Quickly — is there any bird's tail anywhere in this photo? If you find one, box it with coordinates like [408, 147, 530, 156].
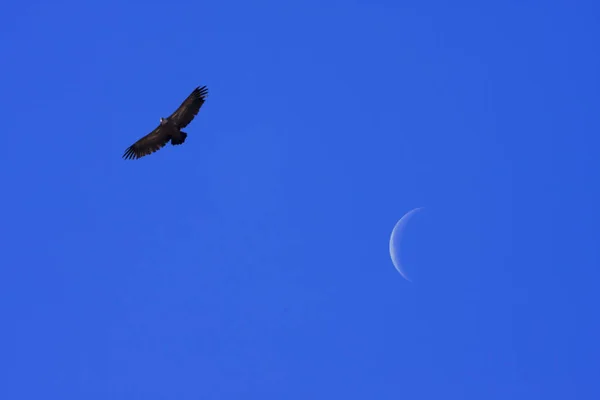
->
[171, 131, 188, 145]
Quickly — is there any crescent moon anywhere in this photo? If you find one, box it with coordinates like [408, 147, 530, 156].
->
[389, 207, 424, 282]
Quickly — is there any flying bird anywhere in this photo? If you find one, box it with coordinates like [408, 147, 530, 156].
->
[123, 85, 209, 160]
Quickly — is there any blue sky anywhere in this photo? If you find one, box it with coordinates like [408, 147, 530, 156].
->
[1, 0, 598, 398]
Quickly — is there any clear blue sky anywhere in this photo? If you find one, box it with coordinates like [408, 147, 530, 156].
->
[1, 0, 598, 398]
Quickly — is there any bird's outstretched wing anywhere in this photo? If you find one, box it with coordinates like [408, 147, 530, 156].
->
[122, 125, 172, 160]
[167, 85, 209, 129]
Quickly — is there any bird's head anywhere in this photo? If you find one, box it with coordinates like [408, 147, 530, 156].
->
[160, 117, 167, 125]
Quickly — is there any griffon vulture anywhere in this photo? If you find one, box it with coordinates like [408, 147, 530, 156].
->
[123, 85, 209, 160]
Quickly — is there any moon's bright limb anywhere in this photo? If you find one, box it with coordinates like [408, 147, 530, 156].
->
[389, 207, 424, 282]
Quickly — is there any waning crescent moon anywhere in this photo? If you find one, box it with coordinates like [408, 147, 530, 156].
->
[389, 207, 424, 282]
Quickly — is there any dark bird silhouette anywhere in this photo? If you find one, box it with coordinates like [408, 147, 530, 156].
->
[123, 85, 209, 160]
